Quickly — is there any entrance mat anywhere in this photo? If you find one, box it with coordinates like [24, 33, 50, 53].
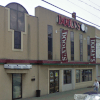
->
[84, 91, 100, 95]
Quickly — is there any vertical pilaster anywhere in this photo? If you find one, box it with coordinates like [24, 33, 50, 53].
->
[59, 69, 63, 92]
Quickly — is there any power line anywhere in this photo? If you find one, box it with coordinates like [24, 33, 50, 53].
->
[41, 0, 100, 27]
[88, 0, 100, 8]
[67, 0, 100, 19]
[78, 0, 100, 12]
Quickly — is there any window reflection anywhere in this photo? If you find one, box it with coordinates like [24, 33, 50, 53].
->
[48, 25, 53, 60]
[18, 12, 25, 32]
[10, 9, 17, 30]
[14, 31, 21, 49]
[13, 74, 22, 99]
[64, 70, 71, 84]
[6, 3, 28, 32]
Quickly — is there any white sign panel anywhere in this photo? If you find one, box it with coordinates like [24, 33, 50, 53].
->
[4, 64, 32, 69]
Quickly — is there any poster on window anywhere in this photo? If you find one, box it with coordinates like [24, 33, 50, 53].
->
[61, 30, 68, 62]
[90, 38, 96, 63]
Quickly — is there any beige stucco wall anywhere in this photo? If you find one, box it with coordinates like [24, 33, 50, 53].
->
[22, 65, 38, 98]
[0, 5, 97, 100]
[95, 28, 100, 37]
[35, 6, 95, 61]
[0, 64, 38, 100]
[39, 65, 48, 95]
[0, 64, 96, 100]
[0, 64, 12, 100]
[0, 6, 38, 60]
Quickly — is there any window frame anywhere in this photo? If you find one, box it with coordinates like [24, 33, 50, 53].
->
[76, 69, 92, 83]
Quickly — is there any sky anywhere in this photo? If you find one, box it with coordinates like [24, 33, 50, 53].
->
[1, 0, 100, 29]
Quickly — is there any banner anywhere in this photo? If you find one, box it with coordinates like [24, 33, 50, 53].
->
[90, 38, 96, 63]
[61, 30, 68, 62]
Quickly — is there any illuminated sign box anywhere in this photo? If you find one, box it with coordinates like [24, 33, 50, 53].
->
[4, 64, 32, 69]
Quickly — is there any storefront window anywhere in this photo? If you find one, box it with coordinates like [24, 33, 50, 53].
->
[82, 69, 92, 82]
[76, 69, 92, 83]
[76, 70, 80, 83]
[88, 69, 92, 81]
[64, 70, 71, 84]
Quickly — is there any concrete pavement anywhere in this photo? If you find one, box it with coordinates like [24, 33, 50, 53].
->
[16, 87, 100, 100]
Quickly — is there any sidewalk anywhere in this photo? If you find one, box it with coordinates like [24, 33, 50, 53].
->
[16, 87, 100, 100]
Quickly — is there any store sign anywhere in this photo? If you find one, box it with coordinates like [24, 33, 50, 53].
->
[61, 30, 68, 62]
[90, 38, 96, 63]
[57, 15, 87, 33]
[4, 64, 32, 69]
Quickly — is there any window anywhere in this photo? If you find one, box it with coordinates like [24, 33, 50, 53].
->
[6, 3, 28, 49]
[87, 36, 90, 61]
[14, 31, 21, 49]
[60, 28, 64, 60]
[76, 69, 92, 83]
[70, 32, 74, 60]
[12, 74, 22, 99]
[79, 34, 83, 61]
[82, 69, 92, 82]
[48, 25, 53, 60]
[88, 69, 92, 81]
[6, 3, 28, 32]
[76, 70, 80, 83]
[64, 70, 71, 84]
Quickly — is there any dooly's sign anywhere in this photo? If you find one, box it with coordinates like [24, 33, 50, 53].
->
[90, 38, 96, 63]
[61, 30, 68, 62]
[57, 15, 87, 33]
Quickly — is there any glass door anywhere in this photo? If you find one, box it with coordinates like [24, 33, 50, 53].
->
[54, 70, 59, 92]
[50, 70, 55, 93]
[49, 70, 59, 93]
[12, 74, 22, 100]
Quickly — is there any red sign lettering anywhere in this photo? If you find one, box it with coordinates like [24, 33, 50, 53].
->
[61, 30, 68, 62]
[57, 15, 80, 30]
[90, 38, 96, 63]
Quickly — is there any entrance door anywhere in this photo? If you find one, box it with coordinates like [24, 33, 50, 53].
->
[12, 74, 22, 100]
[49, 70, 59, 93]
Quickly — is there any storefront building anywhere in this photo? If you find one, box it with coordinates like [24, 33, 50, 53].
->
[95, 28, 100, 82]
[0, 2, 97, 100]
